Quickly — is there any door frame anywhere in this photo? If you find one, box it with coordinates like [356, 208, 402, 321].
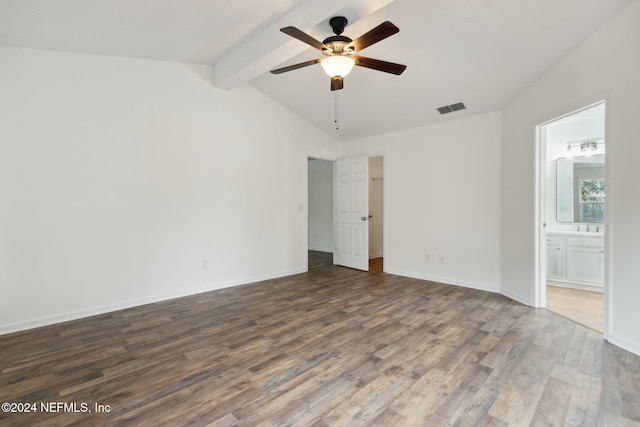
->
[362, 152, 387, 271]
[533, 94, 611, 339]
[304, 151, 386, 273]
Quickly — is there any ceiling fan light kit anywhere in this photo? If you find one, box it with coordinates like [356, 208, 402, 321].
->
[271, 16, 406, 91]
[320, 55, 356, 78]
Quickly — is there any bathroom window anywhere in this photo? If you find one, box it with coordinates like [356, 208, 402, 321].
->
[579, 178, 605, 223]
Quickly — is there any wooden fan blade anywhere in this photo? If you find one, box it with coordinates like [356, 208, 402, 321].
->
[345, 21, 399, 52]
[353, 56, 407, 75]
[271, 58, 321, 74]
[280, 26, 328, 51]
[331, 76, 344, 91]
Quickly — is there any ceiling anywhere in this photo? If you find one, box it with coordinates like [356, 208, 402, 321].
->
[0, 0, 631, 141]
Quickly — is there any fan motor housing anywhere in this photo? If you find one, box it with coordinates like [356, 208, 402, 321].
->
[322, 17, 356, 56]
[322, 35, 353, 56]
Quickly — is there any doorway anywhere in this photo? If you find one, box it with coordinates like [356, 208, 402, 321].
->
[307, 155, 383, 272]
[536, 102, 606, 333]
[368, 156, 384, 272]
[308, 158, 334, 254]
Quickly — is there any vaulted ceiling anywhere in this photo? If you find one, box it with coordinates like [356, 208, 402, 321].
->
[0, 0, 632, 140]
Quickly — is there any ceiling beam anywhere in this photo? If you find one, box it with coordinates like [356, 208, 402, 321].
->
[213, 0, 397, 90]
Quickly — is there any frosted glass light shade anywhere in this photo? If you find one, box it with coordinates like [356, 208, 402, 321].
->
[321, 56, 356, 77]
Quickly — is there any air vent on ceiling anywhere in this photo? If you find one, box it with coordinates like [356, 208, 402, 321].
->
[437, 102, 466, 115]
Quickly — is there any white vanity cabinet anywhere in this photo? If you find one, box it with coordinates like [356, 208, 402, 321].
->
[546, 232, 604, 291]
[546, 235, 563, 280]
[566, 236, 605, 284]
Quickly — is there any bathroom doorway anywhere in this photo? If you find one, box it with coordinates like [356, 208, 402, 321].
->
[537, 101, 606, 333]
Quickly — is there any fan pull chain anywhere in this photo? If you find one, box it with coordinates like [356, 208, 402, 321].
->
[334, 91, 339, 130]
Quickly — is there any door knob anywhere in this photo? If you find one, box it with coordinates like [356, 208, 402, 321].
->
[361, 217, 367, 221]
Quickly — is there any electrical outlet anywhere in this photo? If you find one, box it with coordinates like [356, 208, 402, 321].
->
[424, 253, 430, 262]
[439, 254, 445, 263]
[202, 259, 208, 270]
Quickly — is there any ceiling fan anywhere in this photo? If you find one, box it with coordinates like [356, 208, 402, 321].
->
[271, 16, 407, 91]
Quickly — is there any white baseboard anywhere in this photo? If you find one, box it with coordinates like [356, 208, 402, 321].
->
[384, 268, 500, 295]
[607, 334, 640, 357]
[0, 268, 306, 336]
[499, 287, 532, 306]
[547, 280, 604, 293]
[308, 246, 333, 253]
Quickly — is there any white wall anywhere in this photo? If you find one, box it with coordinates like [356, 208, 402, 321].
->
[368, 156, 383, 258]
[3, 2, 639, 358]
[307, 158, 333, 252]
[341, 112, 502, 292]
[500, 0, 640, 354]
[0, 46, 338, 333]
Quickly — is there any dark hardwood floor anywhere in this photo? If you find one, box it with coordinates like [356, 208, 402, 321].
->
[1, 251, 639, 426]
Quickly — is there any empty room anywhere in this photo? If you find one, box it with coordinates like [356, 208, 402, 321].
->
[1, 0, 640, 425]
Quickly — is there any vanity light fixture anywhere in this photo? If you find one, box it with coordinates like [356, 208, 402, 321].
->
[580, 141, 598, 152]
[566, 139, 603, 157]
[581, 141, 598, 158]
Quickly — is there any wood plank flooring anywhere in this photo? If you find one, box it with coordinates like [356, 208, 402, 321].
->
[1, 251, 639, 426]
[546, 286, 604, 333]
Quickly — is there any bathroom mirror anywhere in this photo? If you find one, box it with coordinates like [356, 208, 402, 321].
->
[556, 154, 605, 223]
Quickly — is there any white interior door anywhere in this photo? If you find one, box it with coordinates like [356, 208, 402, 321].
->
[334, 155, 369, 271]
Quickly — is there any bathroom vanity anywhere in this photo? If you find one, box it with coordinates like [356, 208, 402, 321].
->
[546, 231, 604, 292]
[546, 149, 605, 292]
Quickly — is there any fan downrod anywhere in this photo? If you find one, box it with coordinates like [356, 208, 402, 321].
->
[329, 16, 348, 35]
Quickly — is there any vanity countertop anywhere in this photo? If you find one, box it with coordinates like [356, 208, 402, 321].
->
[547, 230, 604, 237]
